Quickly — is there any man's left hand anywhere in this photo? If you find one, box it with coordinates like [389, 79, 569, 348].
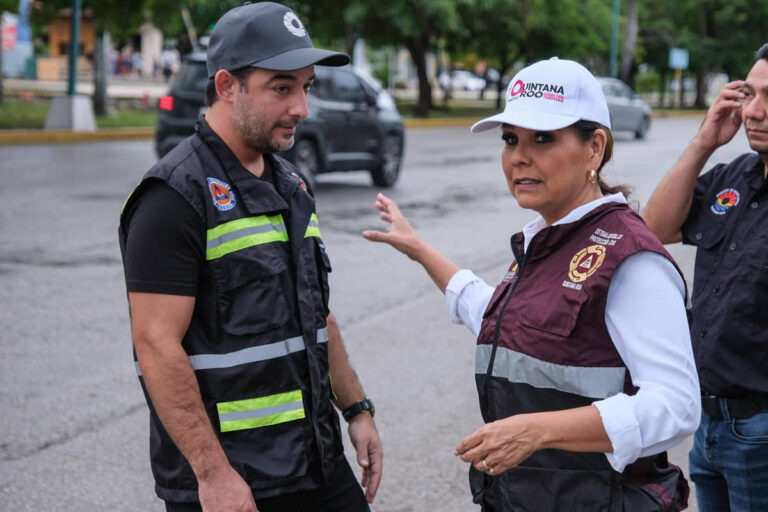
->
[348, 413, 383, 503]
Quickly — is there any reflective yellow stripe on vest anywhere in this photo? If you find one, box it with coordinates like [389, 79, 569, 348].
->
[304, 213, 322, 239]
[206, 214, 288, 260]
[217, 390, 305, 432]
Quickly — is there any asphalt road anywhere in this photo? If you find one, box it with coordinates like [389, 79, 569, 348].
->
[0, 117, 751, 511]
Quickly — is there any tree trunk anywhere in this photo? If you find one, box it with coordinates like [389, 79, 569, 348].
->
[658, 71, 667, 108]
[404, 36, 431, 117]
[92, 29, 109, 116]
[619, 0, 639, 83]
[0, 39, 4, 103]
[345, 24, 356, 61]
[695, 70, 707, 108]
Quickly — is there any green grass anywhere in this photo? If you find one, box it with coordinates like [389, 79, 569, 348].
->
[0, 98, 50, 129]
[96, 109, 157, 128]
[0, 97, 157, 130]
[396, 97, 500, 119]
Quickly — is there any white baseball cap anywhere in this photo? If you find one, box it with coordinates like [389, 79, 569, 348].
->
[471, 57, 611, 133]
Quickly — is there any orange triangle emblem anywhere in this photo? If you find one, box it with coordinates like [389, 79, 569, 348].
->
[579, 255, 594, 269]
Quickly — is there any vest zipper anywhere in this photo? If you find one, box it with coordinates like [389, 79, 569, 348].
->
[484, 237, 533, 421]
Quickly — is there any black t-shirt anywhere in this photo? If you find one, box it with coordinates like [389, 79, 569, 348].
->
[123, 161, 275, 297]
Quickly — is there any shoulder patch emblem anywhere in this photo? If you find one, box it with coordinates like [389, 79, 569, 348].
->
[502, 262, 519, 283]
[290, 171, 309, 193]
[568, 245, 606, 283]
[207, 177, 236, 211]
[711, 188, 740, 215]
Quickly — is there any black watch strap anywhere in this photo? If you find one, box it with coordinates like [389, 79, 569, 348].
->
[342, 398, 374, 422]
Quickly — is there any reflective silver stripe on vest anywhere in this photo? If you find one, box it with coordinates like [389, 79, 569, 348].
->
[475, 344, 626, 399]
[135, 327, 329, 376]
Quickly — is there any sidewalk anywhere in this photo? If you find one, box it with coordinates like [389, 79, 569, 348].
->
[6, 75, 171, 100]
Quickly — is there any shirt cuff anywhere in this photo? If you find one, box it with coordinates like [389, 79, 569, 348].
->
[593, 393, 643, 472]
[444, 269, 482, 324]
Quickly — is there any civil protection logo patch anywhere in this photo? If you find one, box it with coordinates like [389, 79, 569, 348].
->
[710, 188, 740, 215]
[207, 177, 236, 211]
[568, 245, 606, 283]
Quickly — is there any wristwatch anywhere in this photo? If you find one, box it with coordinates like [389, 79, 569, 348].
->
[342, 398, 375, 422]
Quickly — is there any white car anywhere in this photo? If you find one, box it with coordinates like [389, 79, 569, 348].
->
[438, 70, 487, 92]
[597, 77, 652, 139]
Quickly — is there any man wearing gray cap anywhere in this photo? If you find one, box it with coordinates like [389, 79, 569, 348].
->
[118, 3, 381, 511]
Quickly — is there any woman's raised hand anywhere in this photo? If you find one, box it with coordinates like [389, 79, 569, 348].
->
[362, 193, 425, 260]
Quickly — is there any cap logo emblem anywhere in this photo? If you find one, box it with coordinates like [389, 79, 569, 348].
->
[207, 177, 236, 211]
[568, 244, 606, 283]
[509, 79, 565, 103]
[283, 12, 307, 37]
[711, 188, 739, 215]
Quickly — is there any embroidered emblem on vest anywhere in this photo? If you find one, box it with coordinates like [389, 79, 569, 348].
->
[711, 188, 740, 215]
[207, 177, 236, 211]
[502, 262, 519, 282]
[568, 245, 606, 283]
[589, 227, 624, 246]
[290, 171, 309, 193]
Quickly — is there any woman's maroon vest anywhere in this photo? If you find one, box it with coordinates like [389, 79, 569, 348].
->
[471, 202, 689, 512]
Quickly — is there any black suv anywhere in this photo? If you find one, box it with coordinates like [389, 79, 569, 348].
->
[155, 52, 405, 187]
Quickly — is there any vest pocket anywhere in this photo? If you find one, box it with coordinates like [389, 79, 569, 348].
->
[216, 261, 290, 336]
[474, 465, 616, 511]
[519, 291, 589, 337]
[217, 388, 313, 483]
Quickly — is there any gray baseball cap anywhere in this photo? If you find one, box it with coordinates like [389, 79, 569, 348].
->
[206, 2, 350, 79]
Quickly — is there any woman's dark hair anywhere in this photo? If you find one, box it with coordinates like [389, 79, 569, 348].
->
[571, 120, 633, 199]
[205, 67, 254, 106]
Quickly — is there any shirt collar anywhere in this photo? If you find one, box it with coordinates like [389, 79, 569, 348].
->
[195, 116, 294, 214]
[522, 193, 627, 253]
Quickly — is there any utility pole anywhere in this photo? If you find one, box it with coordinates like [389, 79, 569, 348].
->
[609, 0, 620, 78]
[66, 0, 81, 95]
[44, 0, 96, 131]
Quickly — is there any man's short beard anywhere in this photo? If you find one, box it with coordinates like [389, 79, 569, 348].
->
[233, 99, 295, 154]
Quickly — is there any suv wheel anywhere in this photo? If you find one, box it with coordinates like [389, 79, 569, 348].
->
[370, 135, 402, 187]
[294, 138, 320, 188]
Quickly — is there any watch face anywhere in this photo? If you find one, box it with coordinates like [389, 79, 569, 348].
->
[366, 399, 375, 417]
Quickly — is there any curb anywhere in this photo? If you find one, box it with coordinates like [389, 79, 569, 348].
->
[0, 127, 154, 145]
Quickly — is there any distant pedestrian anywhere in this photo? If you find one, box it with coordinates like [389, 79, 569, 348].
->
[642, 42, 768, 512]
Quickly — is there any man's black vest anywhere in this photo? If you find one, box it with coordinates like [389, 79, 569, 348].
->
[119, 123, 343, 502]
[472, 203, 689, 512]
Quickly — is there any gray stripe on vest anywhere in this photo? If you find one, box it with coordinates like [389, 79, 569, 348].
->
[219, 400, 304, 423]
[135, 328, 329, 376]
[207, 222, 287, 250]
[475, 344, 626, 399]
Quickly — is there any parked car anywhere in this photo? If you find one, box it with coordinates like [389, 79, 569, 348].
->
[155, 53, 405, 187]
[596, 77, 652, 139]
[438, 69, 487, 92]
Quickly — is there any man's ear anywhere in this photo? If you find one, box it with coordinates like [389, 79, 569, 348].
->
[214, 70, 237, 103]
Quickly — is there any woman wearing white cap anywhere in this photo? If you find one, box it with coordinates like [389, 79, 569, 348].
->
[363, 57, 699, 511]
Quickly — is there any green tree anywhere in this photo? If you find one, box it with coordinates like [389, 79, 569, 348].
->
[346, 0, 461, 117]
[456, 0, 611, 110]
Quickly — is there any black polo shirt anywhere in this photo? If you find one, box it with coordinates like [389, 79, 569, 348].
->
[682, 152, 768, 397]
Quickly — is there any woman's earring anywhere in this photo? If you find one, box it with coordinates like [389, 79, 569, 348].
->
[588, 169, 597, 184]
